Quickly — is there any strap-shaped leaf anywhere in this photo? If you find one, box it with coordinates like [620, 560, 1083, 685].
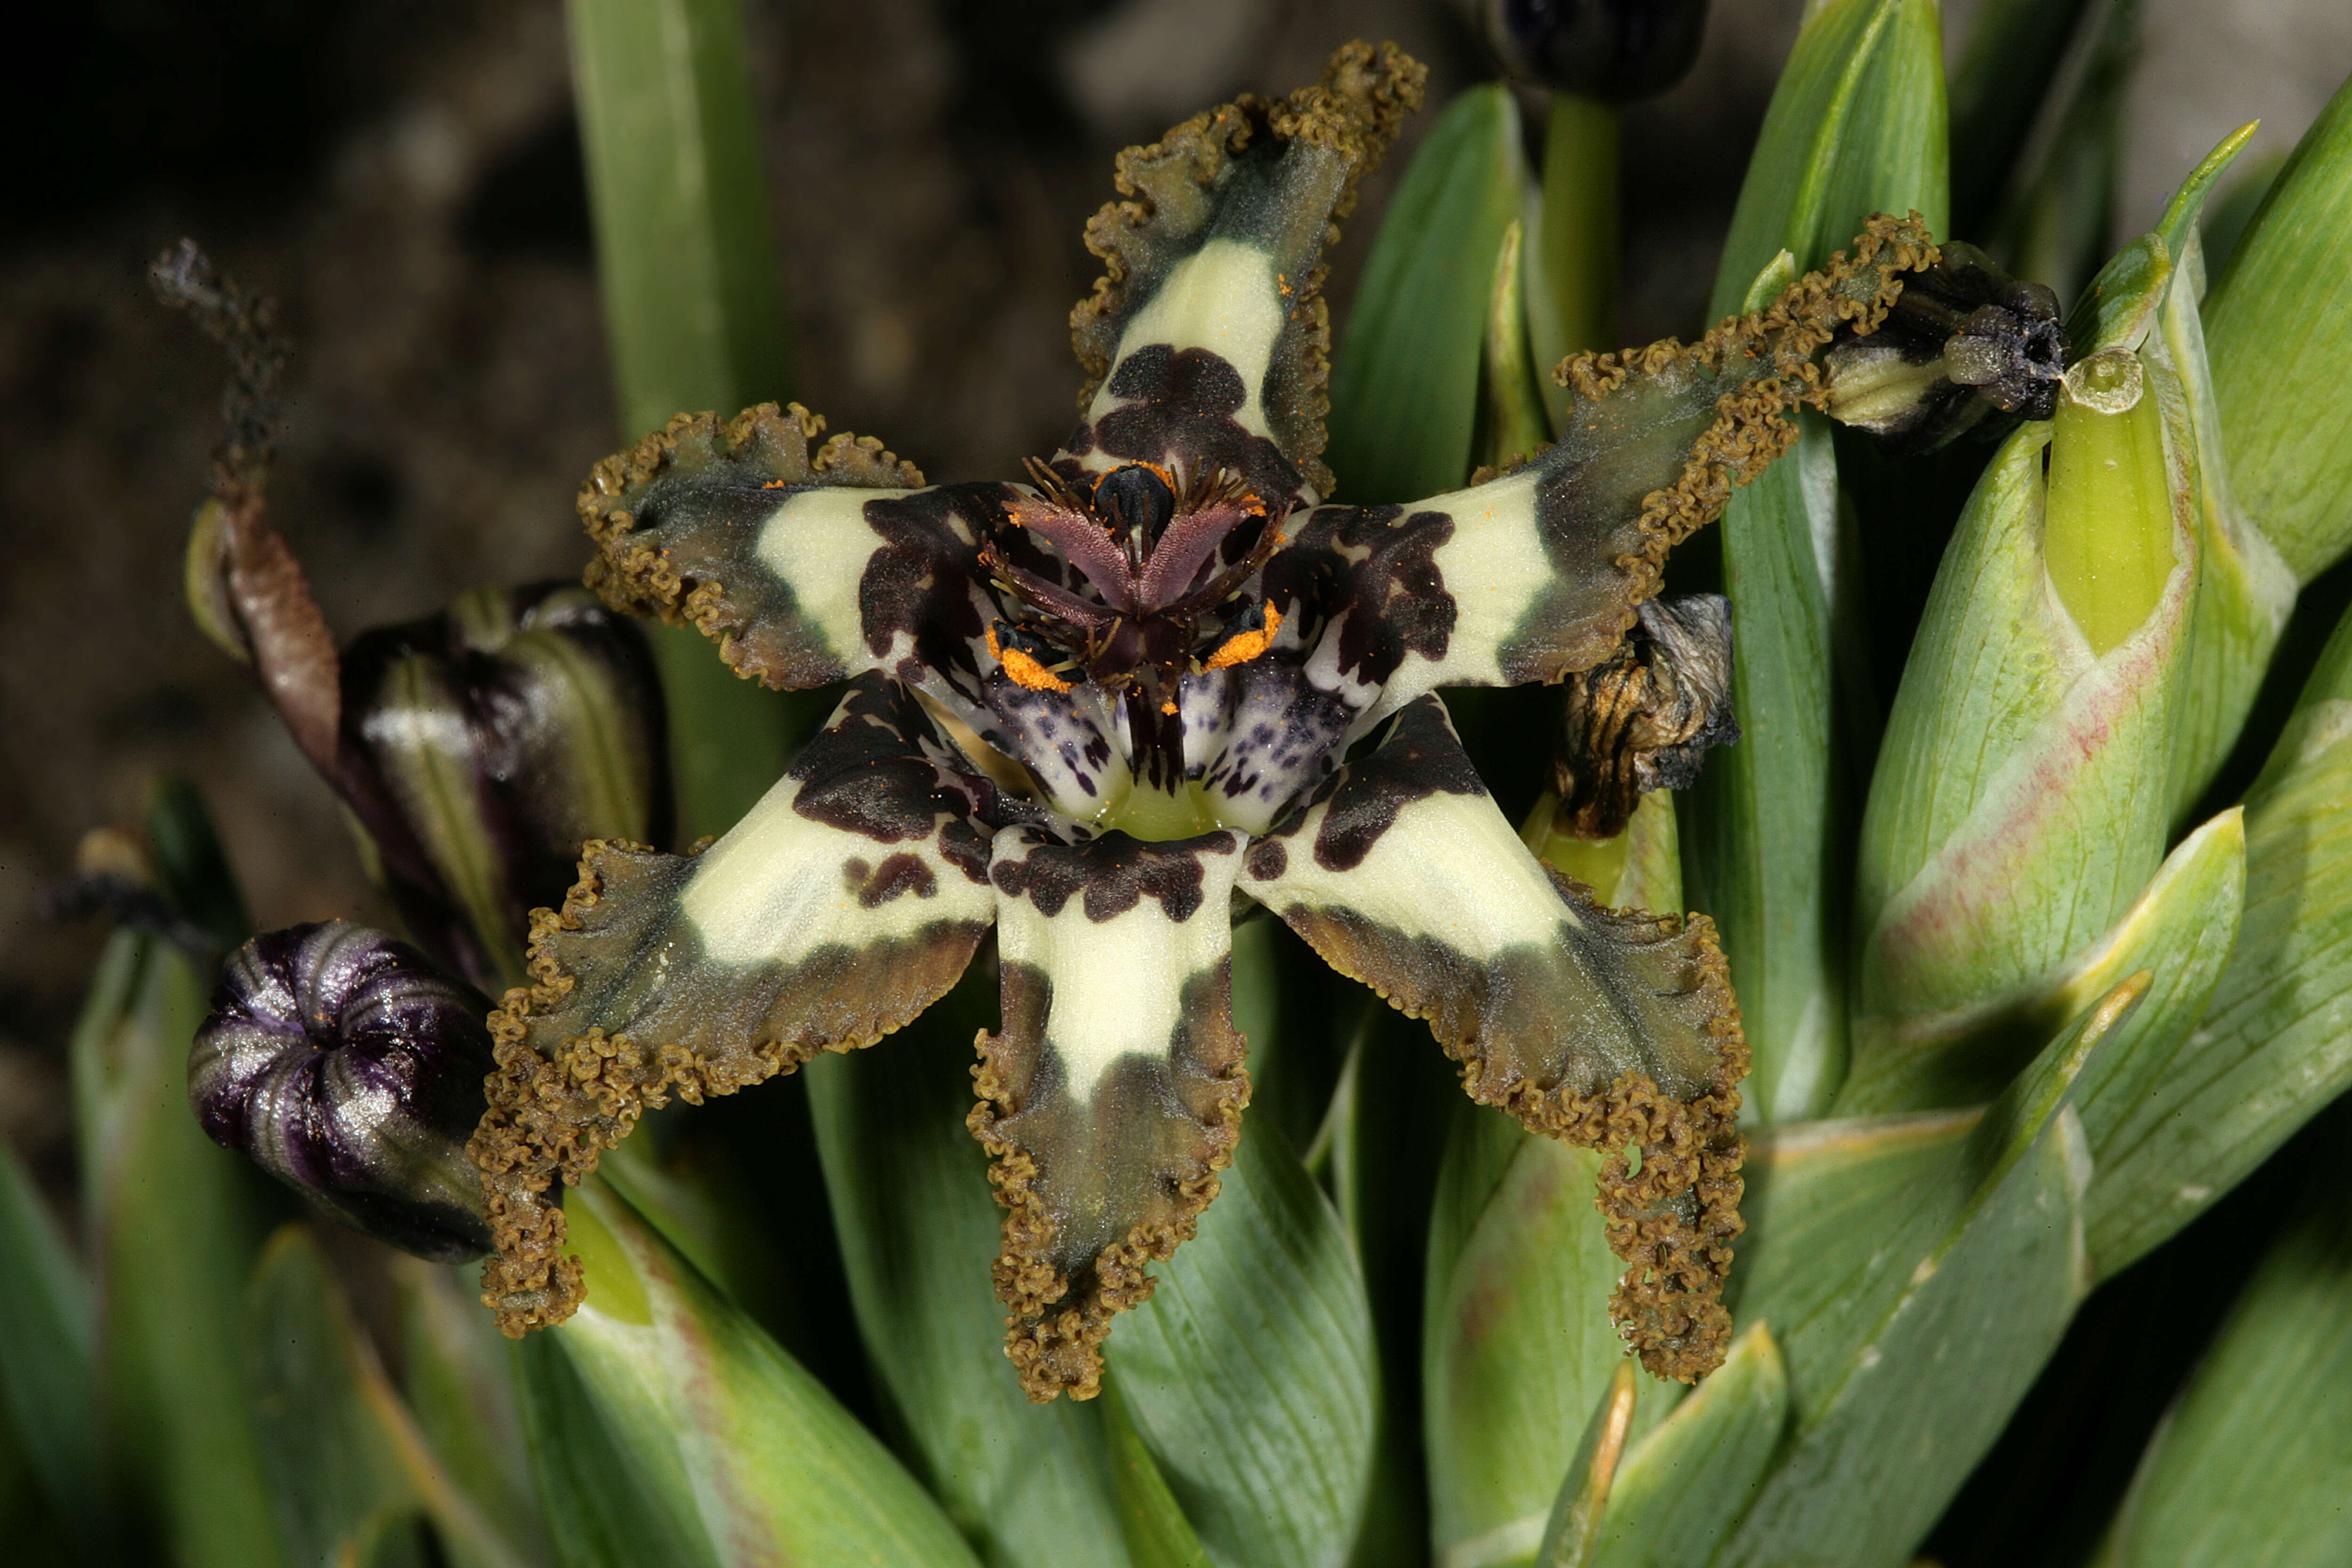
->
[1067, 41, 1426, 503]
[527, 1180, 984, 1567]
[972, 826, 1251, 1403]
[1239, 695, 1747, 1381]
[474, 676, 998, 1336]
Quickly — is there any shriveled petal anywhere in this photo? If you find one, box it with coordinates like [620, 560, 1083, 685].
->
[580, 400, 1013, 694]
[1275, 214, 1938, 723]
[472, 675, 999, 1335]
[970, 825, 1251, 1403]
[1062, 41, 1427, 504]
[1238, 695, 1748, 1381]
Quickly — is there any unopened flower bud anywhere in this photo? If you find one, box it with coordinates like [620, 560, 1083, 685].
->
[189, 921, 495, 1261]
[337, 583, 671, 991]
[1823, 241, 2066, 453]
[1548, 594, 1739, 841]
[1484, 0, 1710, 102]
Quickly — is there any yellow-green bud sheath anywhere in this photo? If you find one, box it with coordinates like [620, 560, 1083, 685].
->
[2044, 349, 2175, 657]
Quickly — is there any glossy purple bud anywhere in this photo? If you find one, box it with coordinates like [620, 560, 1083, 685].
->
[336, 583, 672, 992]
[1486, 0, 1710, 103]
[189, 921, 495, 1261]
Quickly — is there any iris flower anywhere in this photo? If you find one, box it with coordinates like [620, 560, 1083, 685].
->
[470, 41, 1938, 1402]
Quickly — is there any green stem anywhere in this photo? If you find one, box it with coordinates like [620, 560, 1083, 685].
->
[1533, 92, 1619, 430]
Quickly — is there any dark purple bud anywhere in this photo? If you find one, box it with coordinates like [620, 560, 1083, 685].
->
[189, 921, 495, 1262]
[336, 583, 672, 992]
[1823, 241, 2068, 454]
[1485, 0, 1710, 103]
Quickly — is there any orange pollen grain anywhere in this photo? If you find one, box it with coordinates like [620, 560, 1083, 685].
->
[1202, 603, 1283, 671]
[986, 626, 1072, 693]
[762, 479, 792, 489]
[1160, 699, 1179, 715]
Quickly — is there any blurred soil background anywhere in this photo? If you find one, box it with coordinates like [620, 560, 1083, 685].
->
[1, 0, 2347, 1200]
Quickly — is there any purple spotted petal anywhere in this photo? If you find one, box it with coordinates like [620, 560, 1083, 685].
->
[190, 921, 495, 1261]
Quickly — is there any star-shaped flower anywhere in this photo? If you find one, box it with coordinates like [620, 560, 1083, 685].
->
[469, 41, 1937, 1401]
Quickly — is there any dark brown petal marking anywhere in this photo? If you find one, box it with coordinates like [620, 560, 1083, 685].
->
[1087, 345, 1303, 507]
[1069, 41, 1426, 498]
[861, 484, 1010, 690]
[470, 678, 1000, 1337]
[1288, 696, 1485, 872]
[1549, 594, 1740, 841]
[1239, 695, 1748, 1381]
[988, 825, 1238, 923]
[1268, 504, 1458, 693]
[579, 402, 925, 690]
[972, 828, 1251, 1402]
[791, 674, 998, 883]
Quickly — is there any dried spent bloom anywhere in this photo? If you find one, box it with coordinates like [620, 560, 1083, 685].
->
[1484, 0, 1711, 103]
[338, 583, 673, 992]
[469, 40, 1943, 1399]
[1821, 240, 2066, 453]
[1547, 593, 1739, 841]
[191, 921, 496, 1262]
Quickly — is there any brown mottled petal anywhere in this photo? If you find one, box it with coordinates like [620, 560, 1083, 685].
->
[1289, 214, 1938, 717]
[471, 675, 997, 1336]
[970, 825, 1250, 1403]
[1064, 41, 1428, 502]
[579, 400, 1006, 693]
[1238, 694, 1749, 1381]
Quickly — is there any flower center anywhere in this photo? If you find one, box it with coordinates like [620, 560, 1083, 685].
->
[979, 460, 1288, 693]
[976, 460, 1292, 836]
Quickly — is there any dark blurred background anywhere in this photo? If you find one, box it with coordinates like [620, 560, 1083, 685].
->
[0, 0, 2344, 1285]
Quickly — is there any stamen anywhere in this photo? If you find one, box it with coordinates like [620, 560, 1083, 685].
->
[987, 625, 1075, 693]
[1202, 603, 1284, 670]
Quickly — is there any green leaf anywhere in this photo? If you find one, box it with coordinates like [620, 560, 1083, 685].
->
[514, 1330, 717, 1568]
[1707, 0, 1947, 324]
[247, 1226, 416, 1567]
[2092, 1167, 2352, 1567]
[2086, 599, 2352, 1270]
[1709, 996, 2118, 1565]
[1534, 1359, 1637, 1568]
[394, 1259, 555, 1568]
[1945, 0, 2095, 233]
[802, 970, 1128, 1568]
[1845, 422, 2183, 1108]
[73, 927, 284, 1568]
[249, 1228, 544, 1568]
[1682, 0, 1946, 1123]
[0, 1139, 99, 1541]
[1109, 1100, 1379, 1568]
[1478, 218, 1551, 474]
[1327, 82, 1526, 505]
[1422, 1116, 1674, 1568]
[567, 0, 790, 441]
[1995, 0, 2138, 312]
[565, 0, 807, 844]
[1528, 91, 1619, 431]
[534, 1178, 984, 1568]
[1587, 1324, 1789, 1568]
[1099, 1380, 1212, 1568]
[2206, 71, 2352, 583]
[2068, 126, 2252, 360]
